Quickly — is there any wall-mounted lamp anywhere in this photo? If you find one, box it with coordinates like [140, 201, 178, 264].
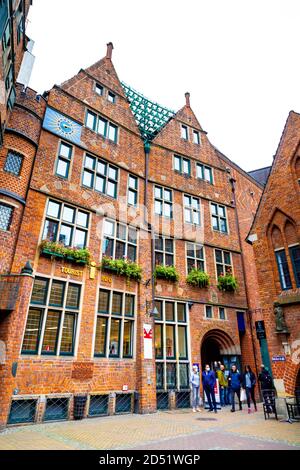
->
[150, 306, 159, 318]
[188, 302, 194, 310]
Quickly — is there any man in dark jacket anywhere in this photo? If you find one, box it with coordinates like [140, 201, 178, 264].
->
[228, 364, 242, 412]
[258, 364, 274, 413]
[202, 364, 217, 413]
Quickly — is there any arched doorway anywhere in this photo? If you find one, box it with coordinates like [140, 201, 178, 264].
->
[201, 329, 242, 372]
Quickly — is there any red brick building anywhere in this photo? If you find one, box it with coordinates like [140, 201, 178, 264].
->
[0, 39, 264, 427]
[248, 111, 300, 396]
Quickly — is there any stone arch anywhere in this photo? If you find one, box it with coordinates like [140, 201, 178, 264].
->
[201, 328, 241, 363]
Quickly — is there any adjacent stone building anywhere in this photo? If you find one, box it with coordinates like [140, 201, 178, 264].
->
[248, 111, 300, 396]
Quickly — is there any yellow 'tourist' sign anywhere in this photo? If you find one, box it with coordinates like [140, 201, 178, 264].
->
[61, 266, 83, 277]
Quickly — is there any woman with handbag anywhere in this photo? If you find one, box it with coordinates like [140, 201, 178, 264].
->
[242, 365, 257, 414]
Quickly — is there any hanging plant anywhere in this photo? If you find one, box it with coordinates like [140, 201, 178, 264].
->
[40, 240, 91, 265]
[217, 273, 238, 292]
[186, 269, 210, 288]
[101, 257, 142, 282]
[154, 265, 179, 282]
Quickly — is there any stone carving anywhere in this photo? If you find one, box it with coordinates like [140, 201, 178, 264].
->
[274, 303, 289, 333]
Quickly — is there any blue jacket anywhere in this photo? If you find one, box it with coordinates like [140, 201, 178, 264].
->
[228, 371, 242, 390]
[202, 370, 216, 389]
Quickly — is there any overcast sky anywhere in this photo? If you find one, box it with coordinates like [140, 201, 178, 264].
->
[26, 0, 300, 172]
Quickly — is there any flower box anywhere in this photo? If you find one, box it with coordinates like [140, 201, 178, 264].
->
[40, 241, 90, 266]
[186, 269, 210, 288]
[100, 257, 142, 282]
[217, 274, 238, 292]
[154, 265, 179, 283]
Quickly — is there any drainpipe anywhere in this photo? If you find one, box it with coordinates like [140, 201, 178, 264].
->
[144, 141, 156, 313]
[229, 177, 260, 389]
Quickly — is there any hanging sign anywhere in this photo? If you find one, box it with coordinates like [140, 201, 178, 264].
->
[143, 324, 153, 360]
[255, 320, 266, 339]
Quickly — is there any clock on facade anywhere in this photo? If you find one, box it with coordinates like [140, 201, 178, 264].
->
[43, 107, 82, 145]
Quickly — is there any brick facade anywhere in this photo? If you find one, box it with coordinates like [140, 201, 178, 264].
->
[0, 43, 263, 427]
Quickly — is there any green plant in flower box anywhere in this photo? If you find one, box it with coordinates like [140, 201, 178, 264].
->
[186, 269, 210, 288]
[154, 265, 179, 282]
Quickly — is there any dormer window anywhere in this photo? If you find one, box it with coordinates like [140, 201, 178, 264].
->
[181, 125, 188, 141]
[193, 130, 200, 145]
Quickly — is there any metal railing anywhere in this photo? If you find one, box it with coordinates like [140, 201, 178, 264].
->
[115, 393, 133, 414]
[8, 399, 37, 425]
[89, 395, 109, 417]
[44, 397, 69, 422]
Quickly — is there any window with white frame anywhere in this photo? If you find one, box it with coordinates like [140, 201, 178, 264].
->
[22, 277, 81, 356]
[102, 219, 138, 262]
[205, 305, 213, 319]
[181, 125, 188, 140]
[55, 142, 73, 179]
[154, 186, 173, 218]
[94, 289, 135, 358]
[155, 237, 174, 266]
[184, 194, 201, 225]
[154, 300, 189, 390]
[82, 154, 118, 198]
[186, 242, 205, 272]
[127, 175, 138, 206]
[219, 307, 226, 320]
[196, 163, 213, 184]
[174, 155, 191, 176]
[0, 203, 13, 231]
[85, 110, 118, 143]
[215, 249, 232, 277]
[42, 200, 89, 249]
[211, 203, 228, 233]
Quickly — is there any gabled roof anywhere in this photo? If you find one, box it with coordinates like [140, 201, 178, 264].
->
[121, 82, 175, 142]
[248, 166, 271, 186]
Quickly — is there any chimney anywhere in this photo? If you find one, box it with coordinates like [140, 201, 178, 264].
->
[106, 42, 114, 60]
[185, 92, 190, 107]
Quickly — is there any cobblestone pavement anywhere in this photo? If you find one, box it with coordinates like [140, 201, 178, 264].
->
[0, 405, 299, 450]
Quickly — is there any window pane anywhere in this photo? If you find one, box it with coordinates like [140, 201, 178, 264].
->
[217, 264, 224, 277]
[41, 311, 60, 354]
[154, 300, 163, 320]
[123, 320, 133, 357]
[111, 292, 122, 315]
[49, 281, 64, 307]
[107, 181, 117, 198]
[219, 308, 225, 320]
[164, 189, 172, 202]
[128, 189, 137, 206]
[193, 131, 200, 144]
[155, 324, 163, 358]
[206, 306, 212, 318]
[165, 254, 174, 266]
[77, 211, 89, 228]
[98, 117, 107, 136]
[128, 227, 137, 244]
[155, 237, 163, 251]
[156, 363, 164, 389]
[95, 84, 103, 95]
[60, 143, 72, 159]
[94, 317, 107, 356]
[108, 166, 118, 180]
[204, 167, 212, 182]
[59, 225, 72, 246]
[97, 160, 106, 175]
[211, 204, 217, 215]
[212, 216, 219, 230]
[47, 200, 60, 218]
[224, 252, 231, 265]
[155, 186, 162, 199]
[74, 229, 86, 249]
[184, 195, 191, 207]
[22, 309, 42, 353]
[94, 175, 105, 193]
[192, 198, 199, 210]
[115, 241, 126, 259]
[184, 208, 192, 223]
[187, 243, 195, 258]
[66, 284, 81, 309]
[181, 125, 188, 139]
[179, 363, 189, 389]
[86, 111, 96, 130]
[164, 203, 172, 218]
[177, 303, 186, 322]
[166, 363, 176, 388]
[42, 220, 58, 242]
[155, 252, 163, 265]
[62, 206, 75, 223]
[56, 159, 69, 178]
[98, 290, 110, 313]
[178, 326, 187, 359]
[197, 164, 203, 179]
[31, 278, 48, 304]
[4, 151, 22, 175]
[183, 159, 190, 174]
[104, 220, 115, 236]
[155, 200, 162, 215]
[108, 92, 116, 103]
[165, 302, 175, 321]
[102, 237, 114, 257]
[174, 156, 181, 171]
[109, 319, 120, 356]
[215, 250, 223, 263]
[117, 223, 126, 240]
[219, 206, 226, 217]
[108, 123, 117, 141]
[60, 313, 76, 354]
[187, 258, 195, 272]
[276, 250, 292, 290]
[220, 218, 227, 233]
[129, 175, 137, 189]
[196, 245, 203, 259]
[193, 211, 200, 225]
[165, 239, 174, 253]
[125, 294, 134, 317]
[82, 170, 94, 188]
[166, 325, 175, 358]
[127, 244, 136, 262]
[85, 155, 95, 170]
[197, 260, 205, 271]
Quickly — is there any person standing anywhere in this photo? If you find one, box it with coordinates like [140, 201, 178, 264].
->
[228, 364, 242, 412]
[242, 365, 257, 413]
[217, 364, 228, 407]
[258, 364, 274, 413]
[190, 365, 201, 412]
[202, 364, 217, 413]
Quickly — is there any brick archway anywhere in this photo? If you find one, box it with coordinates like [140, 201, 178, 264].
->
[201, 329, 241, 356]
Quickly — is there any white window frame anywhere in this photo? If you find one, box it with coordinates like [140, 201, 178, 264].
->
[185, 242, 205, 274]
[210, 202, 228, 233]
[214, 249, 233, 280]
[101, 219, 139, 262]
[183, 194, 201, 225]
[154, 185, 173, 219]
